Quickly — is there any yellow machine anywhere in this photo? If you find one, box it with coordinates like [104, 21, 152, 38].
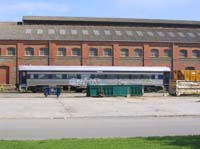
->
[169, 70, 200, 96]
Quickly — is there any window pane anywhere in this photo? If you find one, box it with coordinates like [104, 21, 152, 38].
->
[104, 48, 112, 56]
[40, 48, 49, 56]
[179, 50, 187, 58]
[134, 49, 143, 57]
[89, 48, 98, 56]
[7, 48, 16, 56]
[120, 48, 128, 57]
[25, 47, 34, 56]
[57, 48, 66, 56]
[151, 49, 159, 57]
[72, 48, 81, 56]
[192, 50, 200, 58]
[164, 49, 171, 57]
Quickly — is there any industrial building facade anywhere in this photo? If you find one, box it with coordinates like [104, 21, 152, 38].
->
[0, 16, 200, 86]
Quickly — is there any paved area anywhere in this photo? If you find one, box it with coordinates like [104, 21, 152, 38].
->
[0, 93, 200, 119]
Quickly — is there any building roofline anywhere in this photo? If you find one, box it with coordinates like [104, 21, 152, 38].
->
[23, 16, 200, 28]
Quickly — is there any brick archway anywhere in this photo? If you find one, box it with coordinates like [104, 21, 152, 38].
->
[0, 66, 9, 84]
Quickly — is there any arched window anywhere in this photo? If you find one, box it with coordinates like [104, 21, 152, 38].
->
[89, 48, 98, 56]
[57, 48, 66, 56]
[39, 48, 49, 56]
[25, 47, 34, 56]
[151, 49, 159, 57]
[72, 48, 81, 56]
[164, 49, 171, 57]
[7, 47, 16, 56]
[179, 50, 187, 58]
[134, 48, 143, 57]
[192, 50, 200, 58]
[120, 48, 128, 57]
[103, 48, 112, 56]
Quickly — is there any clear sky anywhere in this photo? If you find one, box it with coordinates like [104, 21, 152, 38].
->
[0, 0, 200, 21]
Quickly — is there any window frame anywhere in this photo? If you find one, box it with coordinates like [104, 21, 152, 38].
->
[151, 49, 159, 58]
[192, 50, 200, 58]
[103, 48, 112, 57]
[89, 48, 98, 57]
[120, 48, 129, 57]
[25, 47, 34, 56]
[164, 49, 172, 57]
[134, 48, 143, 57]
[39, 48, 49, 56]
[179, 49, 188, 58]
[7, 47, 16, 56]
[71, 48, 81, 56]
[57, 48, 66, 56]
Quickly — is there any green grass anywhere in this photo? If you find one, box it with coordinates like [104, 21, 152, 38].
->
[0, 136, 199, 149]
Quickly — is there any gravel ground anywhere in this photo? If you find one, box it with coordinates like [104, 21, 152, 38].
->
[0, 93, 199, 119]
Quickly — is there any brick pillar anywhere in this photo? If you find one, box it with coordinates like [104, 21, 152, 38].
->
[172, 44, 179, 70]
[16, 42, 24, 85]
[187, 49, 193, 58]
[81, 43, 88, 66]
[112, 44, 120, 66]
[98, 47, 103, 57]
[49, 41, 57, 65]
[143, 44, 150, 66]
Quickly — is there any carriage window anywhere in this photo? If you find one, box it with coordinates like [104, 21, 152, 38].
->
[25, 47, 34, 56]
[7, 47, 16, 56]
[38, 74, 48, 79]
[62, 74, 67, 79]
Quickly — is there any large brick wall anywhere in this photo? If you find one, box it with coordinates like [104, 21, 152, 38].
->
[0, 40, 200, 85]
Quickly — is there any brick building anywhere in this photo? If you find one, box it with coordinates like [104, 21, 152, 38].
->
[0, 16, 200, 86]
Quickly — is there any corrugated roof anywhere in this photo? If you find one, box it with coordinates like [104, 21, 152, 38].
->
[0, 24, 200, 43]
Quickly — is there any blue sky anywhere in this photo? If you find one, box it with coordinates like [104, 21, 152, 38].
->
[0, 0, 200, 21]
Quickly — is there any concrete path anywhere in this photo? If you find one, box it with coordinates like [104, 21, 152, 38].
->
[0, 93, 200, 119]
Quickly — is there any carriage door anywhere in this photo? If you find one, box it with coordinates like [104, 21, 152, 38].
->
[0, 66, 9, 84]
[20, 71, 27, 85]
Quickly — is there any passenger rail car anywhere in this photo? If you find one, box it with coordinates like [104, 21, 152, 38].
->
[18, 65, 170, 92]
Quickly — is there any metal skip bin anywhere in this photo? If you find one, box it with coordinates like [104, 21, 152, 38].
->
[87, 85, 144, 97]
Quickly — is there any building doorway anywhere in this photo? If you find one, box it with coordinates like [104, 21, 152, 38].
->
[0, 66, 9, 84]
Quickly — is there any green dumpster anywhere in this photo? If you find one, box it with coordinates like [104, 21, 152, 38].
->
[87, 85, 143, 97]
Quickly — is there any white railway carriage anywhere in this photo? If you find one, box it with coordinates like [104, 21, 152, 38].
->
[18, 65, 170, 92]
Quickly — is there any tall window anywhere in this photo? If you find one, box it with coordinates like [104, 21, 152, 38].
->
[7, 47, 16, 56]
[39, 48, 49, 56]
[57, 48, 66, 56]
[151, 49, 159, 57]
[179, 50, 187, 58]
[134, 48, 143, 57]
[25, 47, 34, 56]
[192, 50, 200, 58]
[103, 48, 112, 56]
[89, 48, 98, 56]
[120, 48, 128, 57]
[72, 48, 81, 56]
[164, 49, 171, 57]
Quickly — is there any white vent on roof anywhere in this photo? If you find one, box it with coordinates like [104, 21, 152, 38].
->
[104, 30, 111, 35]
[59, 29, 66, 35]
[25, 29, 31, 34]
[115, 31, 122, 36]
[147, 31, 154, 36]
[178, 32, 185, 37]
[71, 29, 77, 35]
[126, 31, 133, 36]
[157, 31, 165, 37]
[93, 30, 100, 35]
[136, 31, 143, 36]
[48, 29, 55, 34]
[82, 30, 89, 35]
[37, 29, 43, 34]
[167, 32, 175, 37]
[187, 32, 195, 38]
